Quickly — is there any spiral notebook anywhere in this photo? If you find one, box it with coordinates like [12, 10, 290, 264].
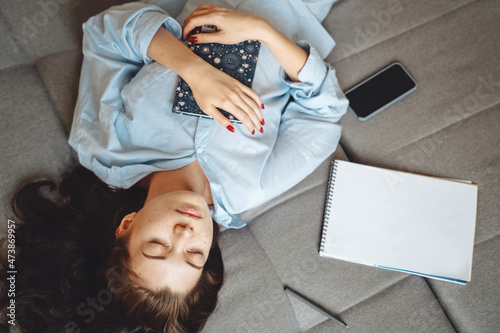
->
[319, 160, 478, 284]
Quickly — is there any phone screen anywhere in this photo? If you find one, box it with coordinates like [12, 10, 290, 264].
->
[345, 63, 417, 121]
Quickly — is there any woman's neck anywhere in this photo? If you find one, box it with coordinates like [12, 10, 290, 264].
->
[142, 160, 213, 206]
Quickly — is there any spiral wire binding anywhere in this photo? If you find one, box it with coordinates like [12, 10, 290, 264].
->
[319, 160, 339, 255]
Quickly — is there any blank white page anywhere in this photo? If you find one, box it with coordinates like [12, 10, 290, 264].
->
[320, 160, 478, 284]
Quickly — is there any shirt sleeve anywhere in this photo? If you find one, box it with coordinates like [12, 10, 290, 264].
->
[260, 41, 349, 198]
[68, 2, 182, 187]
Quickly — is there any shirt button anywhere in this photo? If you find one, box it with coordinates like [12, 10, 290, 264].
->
[197, 147, 204, 154]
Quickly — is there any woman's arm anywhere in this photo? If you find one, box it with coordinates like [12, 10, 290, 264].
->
[73, 2, 263, 137]
[184, 6, 349, 203]
[182, 5, 308, 82]
[74, 3, 180, 113]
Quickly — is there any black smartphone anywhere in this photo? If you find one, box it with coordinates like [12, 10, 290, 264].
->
[345, 62, 417, 121]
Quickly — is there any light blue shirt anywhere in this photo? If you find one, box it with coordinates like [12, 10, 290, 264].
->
[68, 0, 349, 228]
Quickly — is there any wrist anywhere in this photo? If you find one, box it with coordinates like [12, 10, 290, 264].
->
[256, 18, 278, 45]
[252, 20, 308, 82]
[181, 56, 211, 86]
[148, 27, 205, 79]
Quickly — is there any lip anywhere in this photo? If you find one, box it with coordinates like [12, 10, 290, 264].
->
[176, 207, 202, 219]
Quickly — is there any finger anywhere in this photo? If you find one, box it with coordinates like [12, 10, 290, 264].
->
[238, 93, 263, 130]
[188, 32, 227, 44]
[183, 6, 234, 39]
[228, 105, 256, 134]
[183, 18, 215, 40]
[182, 15, 211, 39]
[204, 105, 236, 133]
[183, 4, 217, 23]
[183, 20, 219, 40]
[241, 85, 265, 122]
[221, 96, 260, 134]
[182, 7, 220, 39]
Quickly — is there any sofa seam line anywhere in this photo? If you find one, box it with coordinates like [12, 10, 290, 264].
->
[32, 62, 71, 138]
[379, 105, 499, 161]
[424, 279, 460, 333]
[334, 275, 409, 316]
[330, 0, 478, 64]
[246, 226, 303, 332]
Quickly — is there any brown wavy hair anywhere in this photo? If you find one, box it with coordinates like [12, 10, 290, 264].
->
[0, 166, 224, 333]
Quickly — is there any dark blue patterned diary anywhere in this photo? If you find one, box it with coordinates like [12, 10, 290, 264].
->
[172, 26, 261, 123]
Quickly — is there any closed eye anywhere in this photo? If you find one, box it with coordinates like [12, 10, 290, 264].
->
[143, 253, 166, 260]
[141, 252, 203, 270]
[150, 239, 168, 247]
[187, 250, 204, 256]
[142, 241, 204, 270]
[187, 250, 205, 270]
[187, 261, 203, 270]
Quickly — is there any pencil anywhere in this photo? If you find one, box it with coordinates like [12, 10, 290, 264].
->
[284, 286, 349, 329]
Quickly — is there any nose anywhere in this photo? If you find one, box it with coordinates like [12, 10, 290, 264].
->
[171, 223, 194, 253]
[174, 222, 194, 236]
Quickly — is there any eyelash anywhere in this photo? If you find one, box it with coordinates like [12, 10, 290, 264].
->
[150, 241, 202, 255]
[150, 240, 168, 247]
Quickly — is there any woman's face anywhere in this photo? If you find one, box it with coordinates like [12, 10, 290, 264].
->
[117, 191, 214, 294]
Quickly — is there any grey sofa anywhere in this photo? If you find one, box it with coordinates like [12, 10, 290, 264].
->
[1, 0, 499, 332]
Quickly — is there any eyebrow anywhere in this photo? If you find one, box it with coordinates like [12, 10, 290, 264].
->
[142, 252, 203, 270]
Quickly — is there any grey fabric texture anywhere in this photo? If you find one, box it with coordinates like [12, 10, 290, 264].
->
[324, 0, 475, 63]
[331, 0, 500, 163]
[1, 0, 127, 61]
[428, 236, 500, 333]
[286, 291, 330, 332]
[35, 50, 83, 133]
[0, 13, 34, 70]
[0, 0, 499, 332]
[0, 65, 74, 216]
[305, 276, 456, 333]
[203, 227, 299, 333]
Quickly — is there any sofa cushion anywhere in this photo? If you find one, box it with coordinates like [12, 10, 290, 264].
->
[0, 64, 75, 232]
[0, 12, 34, 70]
[203, 227, 300, 333]
[1, 1, 498, 332]
[305, 276, 455, 333]
[327, 0, 500, 163]
[35, 50, 83, 133]
[428, 235, 500, 333]
[1, 0, 130, 61]
[324, 0, 475, 63]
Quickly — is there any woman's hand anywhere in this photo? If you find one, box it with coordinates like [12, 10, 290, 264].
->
[182, 5, 309, 82]
[182, 5, 266, 44]
[183, 58, 264, 134]
[148, 27, 263, 134]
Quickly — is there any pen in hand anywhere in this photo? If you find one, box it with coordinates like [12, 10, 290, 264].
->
[284, 286, 349, 329]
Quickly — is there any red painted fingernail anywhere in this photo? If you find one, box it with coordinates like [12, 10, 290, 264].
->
[227, 125, 235, 133]
[259, 127, 264, 133]
[252, 129, 255, 135]
[188, 36, 198, 43]
[260, 119, 265, 126]
[261, 103, 265, 109]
